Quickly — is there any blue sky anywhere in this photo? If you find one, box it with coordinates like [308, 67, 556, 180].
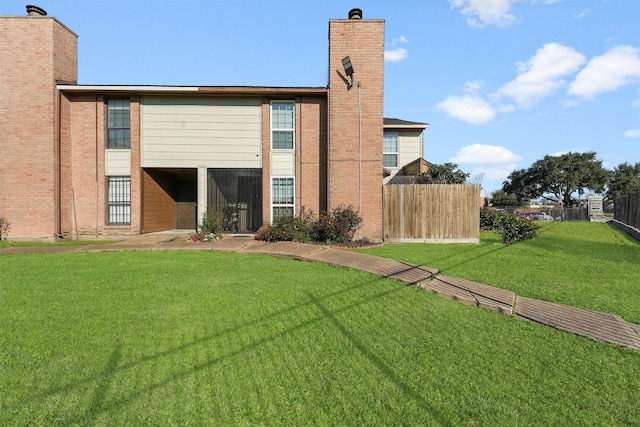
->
[3, 0, 639, 195]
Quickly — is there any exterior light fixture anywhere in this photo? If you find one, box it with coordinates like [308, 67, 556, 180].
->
[341, 56, 355, 90]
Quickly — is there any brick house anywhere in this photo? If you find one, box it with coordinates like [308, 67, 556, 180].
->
[1, 6, 427, 241]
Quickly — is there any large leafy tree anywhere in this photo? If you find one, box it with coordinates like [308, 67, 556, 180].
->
[606, 162, 640, 201]
[502, 152, 609, 206]
[489, 189, 520, 207]
[416, 162, 470, 184]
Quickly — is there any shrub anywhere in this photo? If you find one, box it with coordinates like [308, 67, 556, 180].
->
[480, 209, 500, 231]
[314, 205, 362, 244]
[254, 225, 273, 242]
[200, 210, 223, 235]
[254, 205, 362, 245]
[0, 216, 9, 241]
[480, 209, 537, 245]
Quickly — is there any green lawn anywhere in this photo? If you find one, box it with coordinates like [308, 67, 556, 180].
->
[1, 249, 638, 425]
[0, 239, 118, 249]
[361, 222, 640, 324]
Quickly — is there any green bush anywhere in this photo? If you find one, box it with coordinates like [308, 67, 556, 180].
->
[313, 205, 362, 244]
[255, 205, 362, 245]
[480, 209, 498, 230]
[200, 210, 223, 235]
[480, 209, 537, 245]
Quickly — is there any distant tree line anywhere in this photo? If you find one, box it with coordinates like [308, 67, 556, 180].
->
[413, 153, 639, 208]
[491, 152, 640, 207]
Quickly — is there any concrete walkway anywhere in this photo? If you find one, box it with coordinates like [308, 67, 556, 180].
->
[3, 232, 639, 351]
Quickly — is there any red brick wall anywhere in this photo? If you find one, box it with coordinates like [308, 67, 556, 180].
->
[262, 96, 328, 225]
[297, 96, 328, 215]
[328, 18, 385, 240]
[61, 95, 140, 237]
[0, 16, 77, 239]
[129, 97, 142, 233]
[64, 95, 101, 236]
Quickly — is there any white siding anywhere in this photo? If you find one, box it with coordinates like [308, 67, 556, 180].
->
[105, 149, 131, 175]
[141, 96, 262, 168]
[398, 130, 423, 169]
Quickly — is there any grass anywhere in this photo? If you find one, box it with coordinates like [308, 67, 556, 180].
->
[0, 239, 118, 249]
[1, 249, 639, 425]
[360, 222, 640, 324]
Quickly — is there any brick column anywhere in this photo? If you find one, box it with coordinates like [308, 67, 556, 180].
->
[328, 13, 385, 240]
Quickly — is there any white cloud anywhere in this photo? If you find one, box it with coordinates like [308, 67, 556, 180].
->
[385, 36, 409, 62]
[624, 129, 640, 138]
[436, 95, 496, 124]
[494, 43, 586, 107]
[450, 144, 522, 180]
[451, 144, 521, 164]
[574, 8, 590, 19]
[568, 45, 640, 100]
[385, 48, 408, 62]
[463, 80, 484, 95]
[449, 0, 517, 27]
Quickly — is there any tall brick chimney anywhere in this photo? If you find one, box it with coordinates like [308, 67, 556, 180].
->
[327, 8, 385, 240]
[0, 8, 78, 239]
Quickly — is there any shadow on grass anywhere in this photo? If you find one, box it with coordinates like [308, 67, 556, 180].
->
[81, 344, 122, 426]
[306, 291, 452, 426]
[24, 276, 416, 424]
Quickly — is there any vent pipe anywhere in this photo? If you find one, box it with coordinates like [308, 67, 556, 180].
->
[26, 5, 47, 16]
[348, 8, 362, 20]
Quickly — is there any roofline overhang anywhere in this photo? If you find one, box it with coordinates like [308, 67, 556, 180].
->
[56, 84, 328, 96]
[383, 123, 430, 130]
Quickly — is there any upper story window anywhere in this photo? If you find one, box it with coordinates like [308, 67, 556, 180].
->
[383, 133, 398, 168]
[107, 100, 130, 149]
[271, 101, 295, 150]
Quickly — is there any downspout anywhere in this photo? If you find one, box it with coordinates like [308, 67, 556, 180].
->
[96, 96, 99, 237]
[56, 90, 62, 238]
[298, 98, 302, 211]
[357, 81, 362, 239]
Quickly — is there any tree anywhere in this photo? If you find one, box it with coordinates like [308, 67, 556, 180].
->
[416, 162, 469, 184]
[606, 162, 640, 202]
[502, 152, 609, 206]
[489, 189, 520, 207]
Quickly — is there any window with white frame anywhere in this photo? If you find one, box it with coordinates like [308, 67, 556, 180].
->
[271, 101, 295, 150]
[107, 100, 130, 149]
[383, 133, 398, 168]
[107, 176, 131, 225]
[271, 177, 295, 219]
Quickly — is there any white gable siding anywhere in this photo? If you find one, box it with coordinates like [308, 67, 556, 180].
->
[141, 96, 262, 168]
[398, 130, 423, 169]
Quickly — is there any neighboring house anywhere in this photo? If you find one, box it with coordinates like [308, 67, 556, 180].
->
[0, 6, 427, 241]
[382, 118, 430, 184]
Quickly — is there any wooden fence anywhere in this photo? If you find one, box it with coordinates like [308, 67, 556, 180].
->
[383, 184, 481, 243]
[614, 192, 640, 229]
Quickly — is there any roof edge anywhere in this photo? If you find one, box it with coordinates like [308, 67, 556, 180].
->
[57, 84, 329, 96]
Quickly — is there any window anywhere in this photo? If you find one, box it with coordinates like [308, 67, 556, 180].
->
[271, 101, 294, 150]
[383, 133, 398, 168]
[107, 176, 131, 224]
[107, 100, 130, 149]
[272, 177, 294, 219]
